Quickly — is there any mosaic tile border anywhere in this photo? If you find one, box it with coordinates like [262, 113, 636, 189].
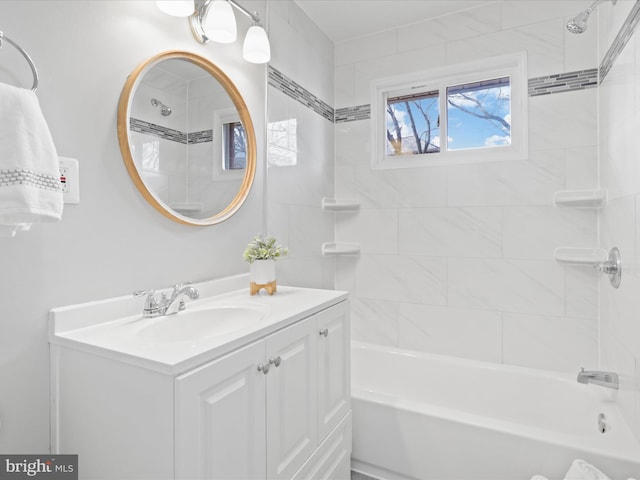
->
[268, 66, 334, 122]
[528, 69, 598, 97]
[188, 129, 214, 144]
[335, 104, 371, 123]
[600, 0, 640, 82]
[130, 118, 213, 144]
[269, 65, 600, 124]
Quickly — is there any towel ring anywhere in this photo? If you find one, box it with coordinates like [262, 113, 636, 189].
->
[0, 31, 39, 92]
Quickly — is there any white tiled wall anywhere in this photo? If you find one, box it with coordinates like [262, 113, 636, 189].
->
[266, 1, 336, 289]
[335, 1, 600, 373]
[598, 0, 640, 444]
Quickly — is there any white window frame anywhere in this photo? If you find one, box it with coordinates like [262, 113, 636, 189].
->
[371, 52, 528, 169]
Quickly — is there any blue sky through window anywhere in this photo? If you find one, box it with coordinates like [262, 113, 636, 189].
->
[385, 76, 511, 156]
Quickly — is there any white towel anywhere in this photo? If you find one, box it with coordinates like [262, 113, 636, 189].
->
[564, 459, 611, 480]
[0, 81, 62, 236]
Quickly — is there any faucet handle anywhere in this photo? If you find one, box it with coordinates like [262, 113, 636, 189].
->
[133, 289, 161, 317]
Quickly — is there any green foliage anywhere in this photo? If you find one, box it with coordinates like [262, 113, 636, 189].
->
[243, 236, 288, 263]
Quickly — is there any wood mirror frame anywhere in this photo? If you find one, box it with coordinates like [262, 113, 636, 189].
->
[117, 50, 256, 226]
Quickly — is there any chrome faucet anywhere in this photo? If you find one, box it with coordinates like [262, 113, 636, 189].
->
[134, 282, 200, 318]
[577, 368, 619, 390]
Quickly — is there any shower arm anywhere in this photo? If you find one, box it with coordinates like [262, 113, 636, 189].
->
[588, 0, 617, 11]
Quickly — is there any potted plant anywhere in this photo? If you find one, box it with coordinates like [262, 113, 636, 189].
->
[243, 235, 288, 295]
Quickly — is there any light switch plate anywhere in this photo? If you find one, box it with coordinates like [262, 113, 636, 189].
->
[59, 157, 79, 204]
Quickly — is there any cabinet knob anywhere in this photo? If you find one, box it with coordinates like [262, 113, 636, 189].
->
[319, 328, 329, 337]
[269, 356, 282, 367]
[257, 362, 271, 374]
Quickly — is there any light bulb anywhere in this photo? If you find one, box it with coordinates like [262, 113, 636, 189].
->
[243, 24, 271, 64]
[204, 0, 237, 44]
[156, 0, 195, 17]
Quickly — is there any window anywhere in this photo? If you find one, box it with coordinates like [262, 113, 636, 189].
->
[223, 121, 246, 170]
[372, 53, 527, 168]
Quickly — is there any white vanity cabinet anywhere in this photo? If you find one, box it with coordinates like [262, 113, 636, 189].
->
[50, 285, 350, 480]
[175, 301, 351, 480]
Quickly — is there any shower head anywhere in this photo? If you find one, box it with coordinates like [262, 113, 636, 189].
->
[567, 9, 592, 34]
[567, 0, 617, 34]
[150, 98, 172, 116]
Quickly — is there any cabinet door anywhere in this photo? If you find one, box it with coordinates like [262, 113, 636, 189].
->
[175, 341, 266, 480]
[317, 301, 351, 440]
[266, 317, 318, 480]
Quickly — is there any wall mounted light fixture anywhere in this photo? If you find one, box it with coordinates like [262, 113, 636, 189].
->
[155, 0, 271, 64]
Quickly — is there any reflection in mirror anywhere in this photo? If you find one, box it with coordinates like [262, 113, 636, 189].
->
[117, 51, 256, 226]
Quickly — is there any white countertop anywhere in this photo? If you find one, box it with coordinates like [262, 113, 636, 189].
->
[50, 275, 348, 375]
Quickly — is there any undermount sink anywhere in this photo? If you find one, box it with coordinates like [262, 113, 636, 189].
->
[136, 306, 266, 344]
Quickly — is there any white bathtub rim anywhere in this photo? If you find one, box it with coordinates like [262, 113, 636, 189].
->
[351, 342, 640, 464]
[351, 388, 640, 464]
[353, 341, 583, 383]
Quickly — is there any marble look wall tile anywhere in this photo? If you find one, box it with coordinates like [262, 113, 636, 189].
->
[448, 258, 565, 316]
[446, 18, 564, 78]
[565, 267, 599, 320]
[600, 196, 636, 278]
[269, 1, 334, 103]
[564, 13, 598, 73]
[352, 44, 446, 106]
[335, 30, 397, 66]
[397, 2, 501, 52]
[334, 165, 356, 200]
[335, 64, 355, 110]
[335, 254, 357, 293]
[565, 146, 598, 191]
[528, 88, 597, 151]
[347, 166, 448, 209]
[350, 298, 399, 347]
[447, 153, 564, 207]
[276, 255, 335, 290]
[601, 268, 640, 357]
[503, 206, 598, 259]
[336, 209, 398, 254]
[383, 167, 449, 208]
[501, 1, 585, 29]
[288, 205, 334, 256]
[398, 304, 502, 363]
[503, 313, 598, 373]
[267, 89, 334, 207]
[354, 254, 447, 304]
[602, 112, 640, 202]
[335, 119, 371, 168]
[399, 207, 502, 258]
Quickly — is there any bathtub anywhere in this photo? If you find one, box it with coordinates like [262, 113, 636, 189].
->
[351, 342, 640, 480]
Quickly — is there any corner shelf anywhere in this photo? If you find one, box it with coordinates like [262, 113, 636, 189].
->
[553, 190, 606, 208]
[554, 247, 607, 266]
[321, 242, 361, 256]
[321, 198, 360, 212]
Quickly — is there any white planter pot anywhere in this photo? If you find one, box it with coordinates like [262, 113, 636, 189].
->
[250, 260, 277, 295]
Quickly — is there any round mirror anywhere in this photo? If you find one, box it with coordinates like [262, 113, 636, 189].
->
[117, 51, 256, 225]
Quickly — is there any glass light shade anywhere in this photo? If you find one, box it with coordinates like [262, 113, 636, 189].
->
[204, 0, 237, 44]
[243, 25, 271, 64]
[156, 0, 194, 17]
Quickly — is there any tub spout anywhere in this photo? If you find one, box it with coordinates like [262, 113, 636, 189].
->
[577, 368, 619, 390]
